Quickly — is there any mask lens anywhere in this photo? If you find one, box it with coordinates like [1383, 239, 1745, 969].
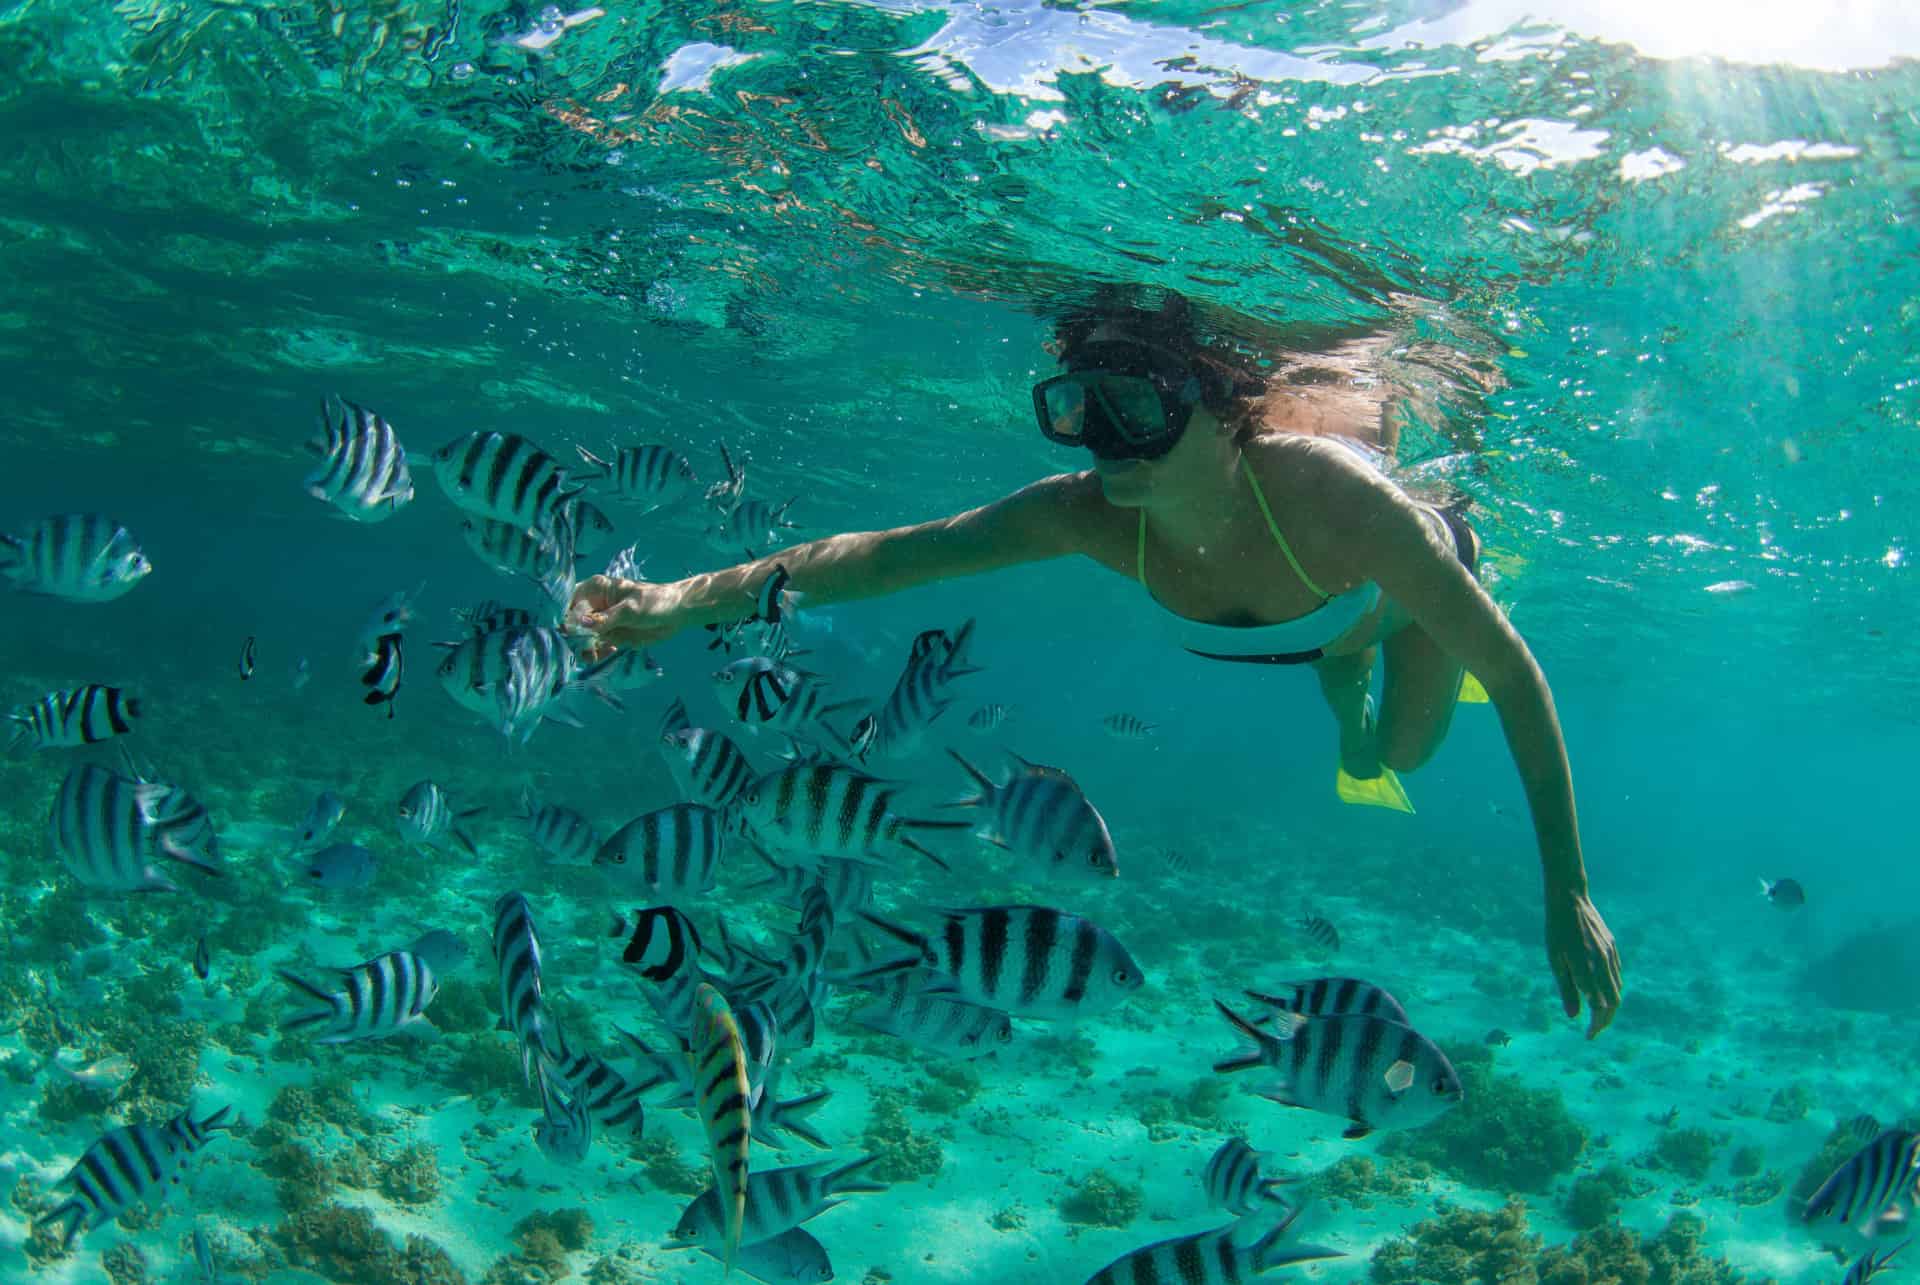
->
[1038, 378, 1090, 443]
[1093, 374, 1167, 441]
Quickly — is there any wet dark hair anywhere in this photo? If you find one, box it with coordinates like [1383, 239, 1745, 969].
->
[1048, 284, 1273, 435]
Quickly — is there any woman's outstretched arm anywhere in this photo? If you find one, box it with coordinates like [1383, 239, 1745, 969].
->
[570, 472, 1094, 648]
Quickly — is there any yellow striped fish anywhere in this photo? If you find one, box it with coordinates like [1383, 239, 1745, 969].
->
[688, 981, 752, 1273]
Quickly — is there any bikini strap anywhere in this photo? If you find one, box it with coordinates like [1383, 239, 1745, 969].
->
[1135, 511, 1148, 588]
[1239, 455, 1332, 602]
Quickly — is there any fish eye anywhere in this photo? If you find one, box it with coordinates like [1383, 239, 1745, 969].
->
[1111, 967, 1132, 985]
[996, 1026, 1013, 1043]
[1087, 852, 1103, 865]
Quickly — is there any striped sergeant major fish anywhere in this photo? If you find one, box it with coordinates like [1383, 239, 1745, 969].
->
[358, 585, 421, 654]
[431, 429, 585, 541]
[533, 1069, 594, 1165]
[736, 762, 966, 871]
[712, 658, 859, 749]
[434, 624, 618, 738]
[743, 850, 874, 918]
[36, 1104, 236, 1249]
[967, 703, 1012, 732]
[946, 749, 1119, 881]
[661, 724, 758, 811]
[543, 1031, 647, 1134]
[1202, 1137, 1294, 1217]
[707, 441, 749, 512]
[688, 982, 753, 1272]
[1843, 1240, 1910, 1285]
[708, 497, 799, 558]
[1082, 1206, 1342, 1285]
[1102, 713, 1155, 740]
[866, 619, 980, 759]
[493, 892, 559, 1084]
[9, 685, 141, 751]
[1212, 1003, 1463, 1139]
[848, 970, 1014, 1061]
[0, 513, 151, 602]
[278, 950, 438, 1043]
[1246, 977, 1410, 1027]
[303, 396, 414, 522]
[858, 904, 1144, 1021]
[455, 599, 536, 636]
[576, 442, 699, 511]
[594, 803, 724, 902]
[518, 788, 598, 864]
[462, 517, 574, 585]
[1805, 1129, 1920, 1233]
[237, 636, 257, 681]
[661, 695, 693, 737]
[50, 761, 221, 893]
[596, 645, 664, 692]
[396, 780, 483, 857]
[669, 1156, 884, 1254]
[1299, 914, 1340, 953]
[360, 632, 403, 717]
[563, 498, 614, 558]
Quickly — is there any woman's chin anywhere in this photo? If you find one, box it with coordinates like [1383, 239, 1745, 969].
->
[1095, 464, 1151, 506]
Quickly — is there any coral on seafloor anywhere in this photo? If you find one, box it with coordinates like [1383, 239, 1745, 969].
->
[1380, 1047, 1587, 1193]
[636, 1133, 706, 1196]
[1308, 1154, 1436, 1210]
[377, 1142, 443, 1205]
[1653, 1127, 1721, 1181]
[1058, 1169, 1144, 1229]
[863, 1094, 946, 1183]
[1369, 1198, 1775, 1284]
[102, 1241, 149, 1285]
[274, 1204, 467, 1285]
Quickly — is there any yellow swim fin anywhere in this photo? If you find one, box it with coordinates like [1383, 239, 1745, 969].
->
[1336, 765, 1415, 814]
[1459, 672, 1491, 705]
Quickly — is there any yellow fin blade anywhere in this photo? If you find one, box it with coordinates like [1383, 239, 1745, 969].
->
[1335, 766, 1415, 814]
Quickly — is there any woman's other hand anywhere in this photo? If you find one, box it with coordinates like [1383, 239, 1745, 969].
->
[1546, 888, 1622, 1039]
[566, 575, 681, 653]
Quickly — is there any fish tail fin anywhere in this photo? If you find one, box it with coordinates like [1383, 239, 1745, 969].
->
[1248, 1205, 1343, 1273]
[755, 1088, 833, 1151]
[37, 1198, 90, 1251]
[943, 617, 981, 676]
[275, 970, 339, 1031]
[823, 1153, 887, 1197]
[1212, 998, 1278, 1073]
[575, 445, 614, 478]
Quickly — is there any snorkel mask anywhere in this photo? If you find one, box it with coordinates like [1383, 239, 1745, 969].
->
[1032, 338, 1205, 462]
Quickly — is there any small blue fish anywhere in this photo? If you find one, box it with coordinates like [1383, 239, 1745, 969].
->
[192, 1224, 217, 1284]
[304, 842, 376, 889]
[405, 929, 470, 975]
[292, 791, 345, 853]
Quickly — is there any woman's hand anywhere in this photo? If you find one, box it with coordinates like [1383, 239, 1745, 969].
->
[566, 575, 684, 654]
[1546, 887, 1622, 1038]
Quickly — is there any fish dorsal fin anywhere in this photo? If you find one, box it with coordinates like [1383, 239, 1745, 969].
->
[1007, 751, 1077, 784]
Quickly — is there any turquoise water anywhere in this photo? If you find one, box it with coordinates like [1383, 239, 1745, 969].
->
[3, 1, 1919, 1281]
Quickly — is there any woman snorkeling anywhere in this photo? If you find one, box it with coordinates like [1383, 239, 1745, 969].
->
[568, 286, 1623, 1037]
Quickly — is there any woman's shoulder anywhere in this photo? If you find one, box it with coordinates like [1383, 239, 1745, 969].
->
[1242, 430, 1393, 496]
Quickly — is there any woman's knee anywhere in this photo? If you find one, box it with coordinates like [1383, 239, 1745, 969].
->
[1377, 698, 1455, 772]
